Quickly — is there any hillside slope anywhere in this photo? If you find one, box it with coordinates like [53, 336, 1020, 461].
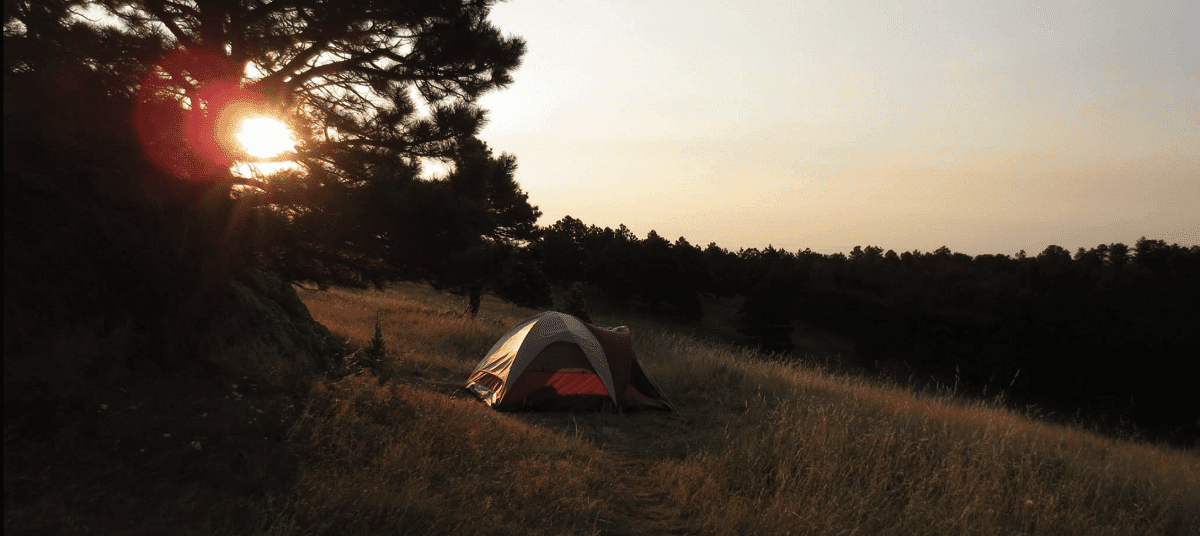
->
[6, 281, 1197, 534]
[294, 283, 1200, 535]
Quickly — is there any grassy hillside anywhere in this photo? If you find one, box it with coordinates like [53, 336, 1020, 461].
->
[7, 282, 1195, 535]
[291, 283, 1199, 535]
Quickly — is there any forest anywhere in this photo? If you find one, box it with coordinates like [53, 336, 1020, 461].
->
[497, 216, 1200, 446]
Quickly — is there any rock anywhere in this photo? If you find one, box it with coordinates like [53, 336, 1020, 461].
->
[195, 269, 342, 390]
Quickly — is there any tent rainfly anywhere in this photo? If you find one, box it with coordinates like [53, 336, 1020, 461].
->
[466, 311, 672, 411]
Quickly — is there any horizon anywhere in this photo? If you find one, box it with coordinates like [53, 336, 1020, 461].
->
[476, 0, 1199, 257]
[535, 215, 1195, 258]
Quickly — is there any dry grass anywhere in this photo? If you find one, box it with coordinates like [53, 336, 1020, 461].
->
[289, 283, 1199, 536]
[298, 282, 528, 378]
[283, 376, 614, 535]
[8, 282, 1192, 534]
[639, 333, 1200, 535]
[290, 284, 618, 535]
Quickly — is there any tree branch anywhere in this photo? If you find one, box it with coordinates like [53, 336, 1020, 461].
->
[242, 0, 305, 27]
[281, 48, 389, 92]
[257, 37, 331, 95]
[140, 0, 195, 47]
[160, 0, 201, 20]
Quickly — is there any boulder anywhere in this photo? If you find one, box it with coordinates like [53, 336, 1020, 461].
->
[196, 269, 342, 390]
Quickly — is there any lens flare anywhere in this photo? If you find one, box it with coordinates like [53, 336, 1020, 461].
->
[237, 116, 295, 158]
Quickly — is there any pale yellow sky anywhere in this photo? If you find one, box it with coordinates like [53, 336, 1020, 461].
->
[477, 0, 1199, 255]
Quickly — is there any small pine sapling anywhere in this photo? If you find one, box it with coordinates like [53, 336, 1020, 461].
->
[364, 312, 386, 363]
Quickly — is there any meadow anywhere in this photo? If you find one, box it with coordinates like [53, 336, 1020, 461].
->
[281, 282, 1199, 535]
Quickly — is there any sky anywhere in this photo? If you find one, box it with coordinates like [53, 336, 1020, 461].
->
[474, 0, 1199, 256]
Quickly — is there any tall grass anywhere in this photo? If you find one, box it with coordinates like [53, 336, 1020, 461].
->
[638, 333, 1200, 535]
[290, 284, 620, 535]
[294, 283, 1199, 535]
[299, 282, 528, 379]
[284, 375, 614, 535]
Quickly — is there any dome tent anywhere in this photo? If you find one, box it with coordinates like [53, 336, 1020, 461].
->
[466, 312, 672, 411]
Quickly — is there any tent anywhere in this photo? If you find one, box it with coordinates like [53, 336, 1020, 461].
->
[466, 311, 672, 411]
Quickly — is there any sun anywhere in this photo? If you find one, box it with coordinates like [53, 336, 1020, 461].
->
[236, 116, 296, 158]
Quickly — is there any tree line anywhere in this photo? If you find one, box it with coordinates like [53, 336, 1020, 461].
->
[512, 216, 1200, 444]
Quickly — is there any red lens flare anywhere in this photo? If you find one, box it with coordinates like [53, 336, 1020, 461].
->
[134, 49, 273, 181]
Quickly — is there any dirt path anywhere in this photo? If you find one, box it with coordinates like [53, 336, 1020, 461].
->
[511, 409, 726, 535]
[410, 372, 735, 535]
[598, 457, 692, 536]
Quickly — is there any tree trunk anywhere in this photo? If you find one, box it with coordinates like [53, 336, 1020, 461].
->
[468, 284, 482, 317]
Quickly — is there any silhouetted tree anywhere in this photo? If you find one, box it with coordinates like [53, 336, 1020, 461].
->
[561, 282, 591, 323]
[495, 245, 554, 310]
[668, 236, 709, 319]
[673, 237, 711, 292]
[705, 243, 743, 297]
[8, 0, 525, 285]
[539, 215, 591, 285]
[5, 0, 527, 360]
[1108, 243, 1130, 269]
[587, 225, 640, 306]
[848, 245, 883, 265]
[738, 268, 796, 355]
[634, 230, 668, 300]
[413, 138, 542, 315]
[883, 249, 901, 267]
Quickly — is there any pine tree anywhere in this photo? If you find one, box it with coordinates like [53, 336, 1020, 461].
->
[5, 0, 527, 364]
[403, 138, 542, 315]
[562, 282, 592, 323]
[6, 0, 526, 289]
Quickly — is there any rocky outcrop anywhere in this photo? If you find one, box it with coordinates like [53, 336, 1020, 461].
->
[196, 269, 343, 390]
